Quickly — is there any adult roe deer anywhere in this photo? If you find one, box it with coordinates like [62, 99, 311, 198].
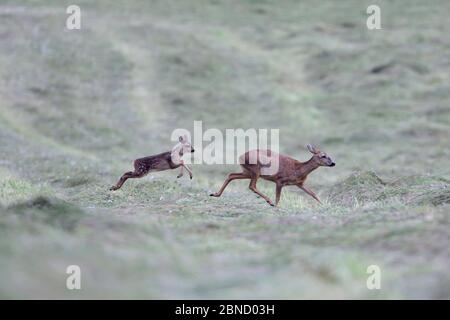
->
[210, 145, 335, 206]
[110, 135, 194, 191]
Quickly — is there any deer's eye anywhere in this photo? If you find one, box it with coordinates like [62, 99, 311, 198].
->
[321, 155, 327, 159]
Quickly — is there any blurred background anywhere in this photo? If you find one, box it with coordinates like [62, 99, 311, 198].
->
[0, 0, 449, 299]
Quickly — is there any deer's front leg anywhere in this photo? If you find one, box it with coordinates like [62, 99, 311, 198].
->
[298, 185, 322, 204]
[249, 177, 274, 206]
[183, 164, 193, 179]
[275, 183, 283, 206]
[177, 166, 184, 178]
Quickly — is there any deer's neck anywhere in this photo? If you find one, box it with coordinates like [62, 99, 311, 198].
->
[170, 145, 183, 165]
[296, 157, 319, 178]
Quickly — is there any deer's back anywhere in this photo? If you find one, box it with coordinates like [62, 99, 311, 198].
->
[239, 149, 297, 177]
[134, 151, 177, 172]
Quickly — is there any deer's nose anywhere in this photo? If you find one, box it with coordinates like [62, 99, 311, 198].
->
[330, 162, 336, 167]
[191, 148, 195, 153]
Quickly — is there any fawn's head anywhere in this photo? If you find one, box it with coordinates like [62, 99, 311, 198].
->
[307, 144, 335, 167]
[176, 135, 195, 155]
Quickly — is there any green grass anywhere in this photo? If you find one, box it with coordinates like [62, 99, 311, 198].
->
[0, 0, 449, 299]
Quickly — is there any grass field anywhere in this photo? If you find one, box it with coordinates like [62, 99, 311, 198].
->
[0, 0, 449, 299]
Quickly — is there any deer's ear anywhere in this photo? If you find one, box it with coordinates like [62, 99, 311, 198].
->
[179, 136, 184, 142]
[307, 144, 316, 154]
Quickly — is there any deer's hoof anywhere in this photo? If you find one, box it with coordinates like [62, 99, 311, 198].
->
[190, 176, 193, 180]
[110, 187, 117, 191]
[210, 193, 218, 197]
[177, 175, 182, 178]
[267, 201, 275, 207]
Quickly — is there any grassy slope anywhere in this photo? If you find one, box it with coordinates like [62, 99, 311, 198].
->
[0, 0, 449, 299]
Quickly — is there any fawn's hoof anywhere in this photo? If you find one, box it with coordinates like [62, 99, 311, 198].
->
[210, 193, 218, 197]
[110, 186, 117, 191]
[190, 176, 193, 180]
[177, 175, 182, 178]
[267, 201, 275, 207]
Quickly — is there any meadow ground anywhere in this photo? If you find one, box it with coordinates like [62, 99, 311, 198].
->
[0, 0, 449, 299]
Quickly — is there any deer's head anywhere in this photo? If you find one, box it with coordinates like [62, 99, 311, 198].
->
[307, 144, 335, 167]
[177, 135, 195, 155]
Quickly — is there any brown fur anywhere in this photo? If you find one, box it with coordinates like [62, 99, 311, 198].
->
[210, 146, 335, 206]
[110, 136, 194, 191]
[110, 152, 181, 191]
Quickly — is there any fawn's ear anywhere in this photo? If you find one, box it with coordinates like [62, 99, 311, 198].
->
[179, 136, 184, 142]
[307, 144, 317, 154]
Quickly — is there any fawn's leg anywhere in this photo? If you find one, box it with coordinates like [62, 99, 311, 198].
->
[110, 170, 146, 191]
[182, 164, 193, 179]
[176, 160, 192, 179]
[298, 185, 322, 204]
[275, 183, 283, 206]
[210, 173, 250, 197]
[249, 176, 274, 206]
[177, 166, 184, 178]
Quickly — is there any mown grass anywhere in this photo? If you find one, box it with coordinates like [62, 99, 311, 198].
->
[0, 0, 449, 299]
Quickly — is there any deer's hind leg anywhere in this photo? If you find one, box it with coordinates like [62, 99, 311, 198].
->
[110, 167, 148, 191]
[248, 174, 274, 206]
[210, 172, 251, 197]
